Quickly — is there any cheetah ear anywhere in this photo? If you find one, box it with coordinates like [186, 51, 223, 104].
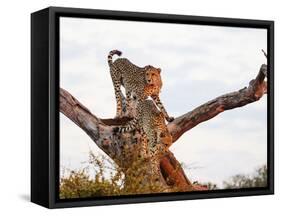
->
[157, 68, 161, 73]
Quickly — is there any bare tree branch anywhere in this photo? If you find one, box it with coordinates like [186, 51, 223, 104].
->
[60, 88, 119, 158]
[160, 151, 193, 191]
[168, 64, 267, 143]
[262, 49, 267, 58]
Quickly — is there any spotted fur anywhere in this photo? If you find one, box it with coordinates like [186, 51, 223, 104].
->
[107, 50, 174, 122]
[115, 99, 172, 160]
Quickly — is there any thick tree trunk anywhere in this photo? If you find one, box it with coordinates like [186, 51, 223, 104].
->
[60, 64, 267, 191]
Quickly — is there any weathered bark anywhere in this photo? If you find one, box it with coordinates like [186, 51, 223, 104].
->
[60, 88, 116, 158]
[168, 64, 268, 143]
[160, 151, 193, 191]
[60, 63, 267, 191]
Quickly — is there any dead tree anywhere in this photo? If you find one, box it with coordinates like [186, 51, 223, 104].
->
[60, 63, 267, 192]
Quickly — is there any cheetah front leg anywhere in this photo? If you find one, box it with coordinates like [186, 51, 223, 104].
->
[151, 95, 174, 122]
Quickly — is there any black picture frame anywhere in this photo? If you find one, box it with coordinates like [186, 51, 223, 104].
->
[31, 6, 274, 208]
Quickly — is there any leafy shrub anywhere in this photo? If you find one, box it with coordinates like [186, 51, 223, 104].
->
[60, 152, 171, 199]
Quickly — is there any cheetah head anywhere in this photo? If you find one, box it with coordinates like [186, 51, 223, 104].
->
[144, 65, 162, 89]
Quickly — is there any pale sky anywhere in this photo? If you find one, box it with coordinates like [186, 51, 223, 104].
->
[59, 17, 267, 187]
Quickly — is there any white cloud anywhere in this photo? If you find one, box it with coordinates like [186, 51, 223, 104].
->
[60, 17, 267, 186]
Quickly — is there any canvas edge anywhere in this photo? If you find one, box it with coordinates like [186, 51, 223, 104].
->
[30, 6, 274, 209]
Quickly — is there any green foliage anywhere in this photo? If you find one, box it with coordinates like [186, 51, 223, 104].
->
[223, 165, 267, 189]
[60, 152, 170, 199]
[60, 151, 267, 198]
[60, 153, 123, 199]
[59, 169, 122, 199]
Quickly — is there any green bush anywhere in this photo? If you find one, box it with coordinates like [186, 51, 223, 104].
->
[60, 169, 122, 199]
[60, 152, 171, 199]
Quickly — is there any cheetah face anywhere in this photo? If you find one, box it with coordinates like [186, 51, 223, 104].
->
[145, 65, 162, 88]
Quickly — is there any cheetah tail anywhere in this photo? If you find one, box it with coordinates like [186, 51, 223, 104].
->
[114, 118, 137, 133]
[108, 50, 122, 66]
